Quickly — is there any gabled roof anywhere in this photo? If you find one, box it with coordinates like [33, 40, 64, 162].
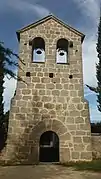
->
[16, 14, 85, 42]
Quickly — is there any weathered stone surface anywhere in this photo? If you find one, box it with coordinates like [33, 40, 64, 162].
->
[46, 83, 55, 89]
[52, 90, 60, 96]
[75, 117, 84, 123]
[3, 16, 92, 164]
[36, 102, 43, 107]
[81, 152, 92, 160]
[61, 90, 69, 96]
[92, 136, 101, 159]
[73, 137, 82, 143]
[22, 89, 31, 95]
[60, 148, 70, 162]
[41, 77, 50, 83]
[32, 77, 40, 83]
[57, 97, 65, 103]
[74, 144, 85, 151]
[44, 103, 54, 109]
[83, 137, 91, 143]
[65, 117, 74, 124]
[35, 84, 45, 89]
[72, 152, 80, 159]
[42, 96, 52, 102]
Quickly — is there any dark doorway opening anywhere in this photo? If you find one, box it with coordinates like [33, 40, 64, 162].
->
[39, 131, 59, 162]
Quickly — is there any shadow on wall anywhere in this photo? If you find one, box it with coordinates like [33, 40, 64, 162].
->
[11, 120, 47, 164]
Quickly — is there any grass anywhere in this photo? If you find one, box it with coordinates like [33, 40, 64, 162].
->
[59, 160, 101, 172]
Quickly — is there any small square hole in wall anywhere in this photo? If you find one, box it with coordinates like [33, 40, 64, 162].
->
[49, 73, 53, 78]
[69, 75, 73, 79]
[69, 41, 73, 48]
[26, 72, 31, 77]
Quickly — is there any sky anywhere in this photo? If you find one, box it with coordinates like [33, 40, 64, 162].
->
[0, 0, 101, 122]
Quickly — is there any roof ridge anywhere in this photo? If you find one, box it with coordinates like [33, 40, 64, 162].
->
[16, 14, 85, 42]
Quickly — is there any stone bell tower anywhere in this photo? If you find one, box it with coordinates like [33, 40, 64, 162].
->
[1, 15, 92, 164]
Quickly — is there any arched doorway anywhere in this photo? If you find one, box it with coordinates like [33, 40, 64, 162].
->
[39, 131, 59, 162]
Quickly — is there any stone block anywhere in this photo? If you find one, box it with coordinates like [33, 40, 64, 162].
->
[36, 102, 43, 107]
[46, 83, 55, 89]
[69, 110, 80, 117]
[15, 114, 26, 120]
[17, 82, 26, 88]
[72, 97, 80, 103]
[52, 90, 60, 96]
[68, 84, 74, 90]
[60, 133, 71, 140]
[32, 77, 40, 83]
[32, 108, 39, 113]
[42, 96, 52, 102]
[81, 152, 92, 160]
[41, 77, 50, 83]
[64, 84, 68, 89]
[68, 104, 76, 110]
[67, 124, 76, 130]
[76, 131, 86, 135]
[37, 72, 43, 77]
[23, 96, 32, 100]
[60, 148, 70, 162]
[44, 103, 54, 109]
[39, 90, 45, 95]
[52, 78, 60, 83]
[61, 78, 68, 83]
[70, 91, 77, 97]
[74, 144, 85, 151]
[65, 117, 74, 124]
[33, 96, 40, 102]
[83, 137, 91, 143]
[76, 104, 83, 110]
[73, 137, 82, 143]
[56, 84, 62, 89]
[57, 97, 65, 103]
[56, 104, 62, 110]
[72, 152, 80, 159]
[22, 89, 31, 95]
[11, 107, 20, 113]
[17, 101, 27, 107]
[61, 90, 69, 96]
[80, 124, 90, 130]
[81, 110, 88, 117]
[35, 84, 45, 89]
[75, 117, 84, 123]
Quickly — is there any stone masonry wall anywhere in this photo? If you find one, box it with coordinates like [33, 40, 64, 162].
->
[92, 135, 101, 159]
[1, 18, 92, 164]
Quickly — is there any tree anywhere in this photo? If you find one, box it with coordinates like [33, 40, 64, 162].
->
[86, 12, 101, 112]
[0, 42, 25, 145]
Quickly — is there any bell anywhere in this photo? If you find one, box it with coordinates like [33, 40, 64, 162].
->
[36, 49, 42, 54]
[59, 52, 64, 56]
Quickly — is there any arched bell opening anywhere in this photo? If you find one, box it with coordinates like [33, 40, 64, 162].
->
[32, 37, 45, 62]
[56, 38, 68, 64]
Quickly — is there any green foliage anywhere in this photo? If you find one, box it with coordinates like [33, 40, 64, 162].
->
[0, 42, 24, 151]
[86, 12, 101, 113]
[91, 122, 101, 133]
[60, 160, 101, 172]
[96, 13, 101, 112]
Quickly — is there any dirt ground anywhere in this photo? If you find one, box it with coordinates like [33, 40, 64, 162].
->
[0, 164, 101, 179]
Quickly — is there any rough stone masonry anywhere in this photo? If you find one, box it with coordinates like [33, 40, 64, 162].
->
[0, 15, 92, 164]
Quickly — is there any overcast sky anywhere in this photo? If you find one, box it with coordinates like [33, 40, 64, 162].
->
[1, 0, 101, 122]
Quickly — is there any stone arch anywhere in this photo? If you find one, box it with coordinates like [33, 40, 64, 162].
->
[29, 119, 68, 142]
[27, 119, 71, 163]
[31, 37, 45, 62]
